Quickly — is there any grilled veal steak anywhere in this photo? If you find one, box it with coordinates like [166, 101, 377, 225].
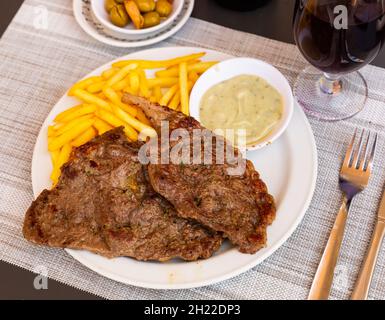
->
[123, 94, 276, 254]
[23, 127, 222, 261]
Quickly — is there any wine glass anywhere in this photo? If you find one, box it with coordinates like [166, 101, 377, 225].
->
[293, 0, 385, 121]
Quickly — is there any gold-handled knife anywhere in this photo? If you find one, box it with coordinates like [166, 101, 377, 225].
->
[351, 189, 385, 300]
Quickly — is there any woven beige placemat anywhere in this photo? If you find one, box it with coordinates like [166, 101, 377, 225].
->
[1, 0, 385, 300]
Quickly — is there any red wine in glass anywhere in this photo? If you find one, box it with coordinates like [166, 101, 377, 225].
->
[293, 0, 385, 121]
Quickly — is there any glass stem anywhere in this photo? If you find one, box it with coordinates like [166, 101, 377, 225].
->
[319, 72, 342, 95]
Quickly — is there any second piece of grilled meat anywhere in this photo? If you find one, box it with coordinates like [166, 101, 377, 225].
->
[123, 94, 276, 254]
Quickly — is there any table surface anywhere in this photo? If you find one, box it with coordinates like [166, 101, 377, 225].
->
[1, 0, 385, 300]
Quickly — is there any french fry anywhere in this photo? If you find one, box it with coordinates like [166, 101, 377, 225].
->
[123, 86, 135, 95]
[136, 108, 151, 127]
[147, 77, 179, 88]
[164, 59, 201, 70]
[97, 92, 107, 100]
[188, 81, 194, 91]
[159, 84, 178, 106]
[154, 85, 162, 102]
[56, 104, 97, 124]
[54, 104, 83, 122]
[155, 68, 175, 78]
[48, 119, 94, 151]
[50, 149, 60, 167]
[105, 63, 138, 88]
[52, 124, 65, 132]
[96, 108, 124, 127]
[72, 127, 97, 147]
[96, 108, 138, 141]
[115, 90, 123, 100]
[110, 105, 156, 138]
[188, 71, 200, 84]
[138, 69, 150, 98]
[48, 126, 56, 137]
[155, 61, 218, 78]
[129, 71, 140, 95]
[168, 90, 181, 110]
[112, 52, 206, 69]
[168, 81, 193, 111]
[155, 68, 178, 78]
[112, 77, 130, 91]
[102, 67, 119, 80]
[54, 114, 94, 136]
[93, 118, 113, 135]
[68, 76, 102, 96]
[103, 87, 137, 117]
[190, 61, 218, 72]
[87, 81, 106, 93]
[50, 143, 72, 186]
[179, 62, 189, 115]
[149, 96, 158, 103]
[72, 89, 111, 111]
[120, 103, 139, 117]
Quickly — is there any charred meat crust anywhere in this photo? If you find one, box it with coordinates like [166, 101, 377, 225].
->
[123, 94, 276, 254]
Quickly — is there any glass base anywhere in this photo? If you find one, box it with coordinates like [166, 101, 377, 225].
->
[294, 66, 368, 121]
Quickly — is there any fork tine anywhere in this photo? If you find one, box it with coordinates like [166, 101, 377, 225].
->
[365, 133, 378, 171]
[352, 129, 365, 168]
[343, 128, 357, 168]
[359, 131, 371, 170]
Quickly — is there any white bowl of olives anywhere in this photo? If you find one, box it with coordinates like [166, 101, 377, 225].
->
[91, 0, 184, 40]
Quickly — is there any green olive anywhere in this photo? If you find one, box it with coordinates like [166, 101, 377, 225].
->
[105, 0, 118, 13]
[135, 0, 156, 13]
[156, 0, 172, 17]
[143, 11, 161, 28]
[115, 0, 124, 3]
[110, 4, 130, 27]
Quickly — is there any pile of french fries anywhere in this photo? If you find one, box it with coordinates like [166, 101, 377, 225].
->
[47, 52, 217, 185]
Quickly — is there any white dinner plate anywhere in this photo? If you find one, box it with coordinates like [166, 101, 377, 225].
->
[31, 47, 318, 289]
[73, 0, 194, 48]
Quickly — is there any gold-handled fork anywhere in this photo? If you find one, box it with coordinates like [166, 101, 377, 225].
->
[308, 129, 377, 300]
